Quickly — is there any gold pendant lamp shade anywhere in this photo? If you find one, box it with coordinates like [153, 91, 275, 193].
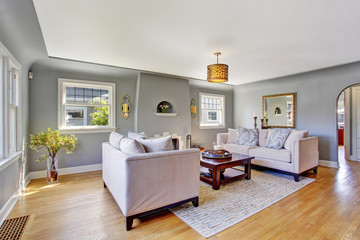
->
[207, 52, 228, 83]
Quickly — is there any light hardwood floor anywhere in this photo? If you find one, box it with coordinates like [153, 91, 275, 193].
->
[8, 158, 360, 240]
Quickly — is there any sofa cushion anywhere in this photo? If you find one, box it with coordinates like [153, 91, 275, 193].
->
[223, 143, 257, 155]
[249, 147, 291, 163]
[227, 128, 238, 143]
[128, 131, 147, 139]
[120, 137, 146, 154]
[109, 132, 125, 149]
[265, 129, 291, 150]
[259, 129, 268, 147]
[284, 130, 308, 152]
[136, 135, 172, 152]
[237, 127, 259, 146]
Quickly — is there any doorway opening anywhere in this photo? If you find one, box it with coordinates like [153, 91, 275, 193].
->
[337, 84, 360, 166]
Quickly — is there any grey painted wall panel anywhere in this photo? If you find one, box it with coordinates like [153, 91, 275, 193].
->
[234, 62, 360, 162]
[29, 58, 139, 171]
[189, 80, 234, 149]
[136, 73, 191, 142]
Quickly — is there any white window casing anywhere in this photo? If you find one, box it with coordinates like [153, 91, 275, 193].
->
[199, 92, 226, 129]
[58, 78, 116, 134]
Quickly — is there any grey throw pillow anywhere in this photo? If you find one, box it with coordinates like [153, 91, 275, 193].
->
[136, 135, 173, 152]
[120, 137, 146, 154]
[265, 129, 291, 150]
[237, 127, 259, 146]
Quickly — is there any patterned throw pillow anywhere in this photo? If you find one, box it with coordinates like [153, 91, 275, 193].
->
[237, 127, 259, 146]
[265, 129, 291, 150]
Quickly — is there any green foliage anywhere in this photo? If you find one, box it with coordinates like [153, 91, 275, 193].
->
[29, 128, 78, 162]
[89, 99, 109, 126]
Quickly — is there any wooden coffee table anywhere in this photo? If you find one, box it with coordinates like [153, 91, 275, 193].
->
[200, 153, 254, 190]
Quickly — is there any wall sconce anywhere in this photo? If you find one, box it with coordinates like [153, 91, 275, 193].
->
[190, 98, 197, 119]
[121, 95, 131, 119]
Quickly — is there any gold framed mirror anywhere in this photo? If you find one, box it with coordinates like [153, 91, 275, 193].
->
[262, 92, 296, 128]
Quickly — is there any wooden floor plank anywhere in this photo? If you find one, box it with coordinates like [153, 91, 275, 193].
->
[7, 158, 360, 239]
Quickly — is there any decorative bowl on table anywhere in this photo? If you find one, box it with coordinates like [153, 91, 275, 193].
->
[202, 149, 232, 159]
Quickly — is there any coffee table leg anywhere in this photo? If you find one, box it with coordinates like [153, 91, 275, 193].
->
[212, 167, 221, 190]
[245, 161, 251, 180]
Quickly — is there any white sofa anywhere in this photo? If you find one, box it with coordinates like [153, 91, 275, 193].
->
[217, 129, 319, 181]
[102, 141, 200, 230]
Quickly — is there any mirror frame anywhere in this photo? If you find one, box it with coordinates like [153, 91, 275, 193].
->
[262, 92, 297, 129]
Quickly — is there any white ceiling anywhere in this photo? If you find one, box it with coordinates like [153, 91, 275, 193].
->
[33, 0, 360, 85]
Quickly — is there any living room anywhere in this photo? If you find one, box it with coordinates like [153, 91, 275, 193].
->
[1, 0, 360, 239]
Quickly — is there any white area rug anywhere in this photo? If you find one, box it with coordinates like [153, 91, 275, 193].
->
[171, 169, 315, 238]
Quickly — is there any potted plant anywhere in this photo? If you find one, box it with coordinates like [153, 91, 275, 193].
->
[29, 128, 78, 184]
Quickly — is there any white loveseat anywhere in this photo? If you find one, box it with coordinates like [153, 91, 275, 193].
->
[102, 133, 200, 230]
[217, 129, 319, 181]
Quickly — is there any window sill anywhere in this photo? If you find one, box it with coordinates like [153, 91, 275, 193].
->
[58, 127, 117, 134]
[199, 125, 226, 130]
[0, 151, 23, 172]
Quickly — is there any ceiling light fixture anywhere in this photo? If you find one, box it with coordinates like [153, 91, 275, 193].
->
[207, 52, 228, 83]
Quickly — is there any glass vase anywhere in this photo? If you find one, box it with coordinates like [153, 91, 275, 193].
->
[47, 156, 58, 184]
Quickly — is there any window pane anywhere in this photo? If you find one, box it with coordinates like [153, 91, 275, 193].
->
[65, 105, 109, 127]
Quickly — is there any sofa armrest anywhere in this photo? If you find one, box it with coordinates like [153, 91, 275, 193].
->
[217, 133, 229, 145]
[293, 137, 319, 174]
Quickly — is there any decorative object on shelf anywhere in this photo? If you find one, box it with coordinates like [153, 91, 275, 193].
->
[157, 101, 174, 114]
[186, 134, 191, 149]
[207, 52, 229, 83]
[121, 95, 131, 119]
[29, 128, 77, 184]
[190, 99, 197, 119]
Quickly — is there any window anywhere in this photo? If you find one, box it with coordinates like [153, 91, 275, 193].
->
[58, 78, 116, 133]
[199, 93, 225, 129]
[0, 41, 21, 161]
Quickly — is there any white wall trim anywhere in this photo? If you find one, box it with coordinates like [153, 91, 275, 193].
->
[319, 159, 339, 168]
[0, 190, 19, 226]
[29, 163, 102, 179]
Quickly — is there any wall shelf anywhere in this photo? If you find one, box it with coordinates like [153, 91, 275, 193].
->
[155, 113, 178, 117]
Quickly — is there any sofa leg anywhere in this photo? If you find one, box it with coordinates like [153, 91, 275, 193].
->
[293, 174, 300, 182]
[313, 167, 318, 174]
[192, 197, 199, 207]
[126, 217, 134, 231]
[103, 182, 107, 188]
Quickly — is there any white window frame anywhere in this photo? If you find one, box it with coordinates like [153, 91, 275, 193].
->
[58, 78, 116, 134]
[199, 92, 226, 129]
[0, 40, 22, 164]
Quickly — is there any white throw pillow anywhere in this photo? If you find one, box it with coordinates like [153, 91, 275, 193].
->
[128, 131, 147, 139]
[284, 130, 308, 152]
[109, 132, 124, 149]
[227, 128, 238, 143]
[258, 129, 268, 147]
[136, 135, 173, 152]
[265, 129, 291, 150]
[120, 137, 146, 154]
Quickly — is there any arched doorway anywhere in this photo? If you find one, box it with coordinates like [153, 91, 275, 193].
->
[337, 84, 360, 166]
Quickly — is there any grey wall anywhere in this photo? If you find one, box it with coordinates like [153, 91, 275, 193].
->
[135, 73, 191, 143]
[29, 58, 139, 171]
[0, 0, 47, 213]
[189, 80, 234, 149]
[234, 62, 360, 162]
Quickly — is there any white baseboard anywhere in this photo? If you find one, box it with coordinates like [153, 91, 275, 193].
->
[29, 163, 102, 179]
[0, 190, 20, 226]
[319, 160, 339, 168]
